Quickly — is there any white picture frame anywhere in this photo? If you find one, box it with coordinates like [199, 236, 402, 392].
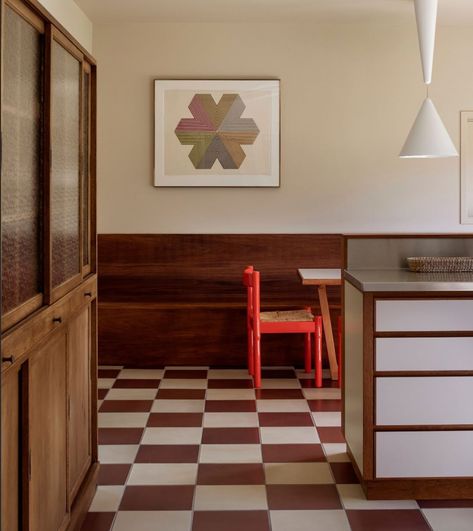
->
[461, 111, 473, 224]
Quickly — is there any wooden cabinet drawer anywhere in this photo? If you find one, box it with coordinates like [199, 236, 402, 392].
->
[376, 337, 473, 371]
[376, 431, 473, 478]
[375, 299, 473, 332]
[376, 377, 473, 426]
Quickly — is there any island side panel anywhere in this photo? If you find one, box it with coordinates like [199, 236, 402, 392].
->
[344, 280, 365, 474]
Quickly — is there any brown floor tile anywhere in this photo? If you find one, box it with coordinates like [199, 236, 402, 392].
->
[330, 462, 359, 484]
[99, 400, 152, 413]
[301, 378, 340, 389]
[197, 464, 265, 485]
[135, 444, 200, 463]
[112, 379, 160, 388]
[98, 389, 108, 400]
[164, 369, 208, 379]
[98, 464, 131, 485]
[267, 484, 342, 509]
[98, 369, 121, 378]
[258, 412, 313, 427]
[120, 485, 194, 510]
[205, 400, 257, 412]
[208, 379, 254, 389]
[80, 512, 115, 531]
[202, 427, 260, 444]
[98, 428, 143, 445]
[262, 443, 325, 463]
[308, 399, 342, 412]
[261, 369, 296, 378]
[317, 427, 345, 443]
[417, 499, 473, 508]
[192, 511, 270, 531]
[255, 389, 304, 399]
[157, 389, 206, 399]
[147, 413, 203, 427]
[346, 510, 431, 531]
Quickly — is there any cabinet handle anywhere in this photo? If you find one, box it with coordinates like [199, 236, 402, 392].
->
[2, 355, 14, 364]
[53, 316, 62, 324]
[84, 292, 92, 297]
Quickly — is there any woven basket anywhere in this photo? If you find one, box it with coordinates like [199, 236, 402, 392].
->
[407, 256, 473, 273]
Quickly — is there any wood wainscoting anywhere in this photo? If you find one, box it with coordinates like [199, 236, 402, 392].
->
[98, 234, 342, 367]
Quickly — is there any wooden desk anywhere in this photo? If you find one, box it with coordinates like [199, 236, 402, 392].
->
[298, 268, 341, 380]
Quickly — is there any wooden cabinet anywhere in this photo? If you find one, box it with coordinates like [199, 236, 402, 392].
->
[1, 367, 20, 531]
[29, 330, 68, 531]
[1, 1, 98, 529]
[68, 306, 92, 500]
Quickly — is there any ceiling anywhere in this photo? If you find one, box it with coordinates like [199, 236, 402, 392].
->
[75, 0, 473, 25]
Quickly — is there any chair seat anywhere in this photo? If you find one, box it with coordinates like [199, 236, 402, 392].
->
[260, 309, 314, 322]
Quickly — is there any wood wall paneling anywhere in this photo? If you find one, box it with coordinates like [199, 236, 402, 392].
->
[98, 234, 342, 367]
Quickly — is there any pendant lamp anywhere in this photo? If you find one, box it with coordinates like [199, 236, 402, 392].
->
[399, 0, 458, 158]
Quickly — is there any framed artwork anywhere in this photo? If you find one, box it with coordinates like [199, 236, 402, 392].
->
[461, 111, 473, 224]
[154, 79, 280, 187]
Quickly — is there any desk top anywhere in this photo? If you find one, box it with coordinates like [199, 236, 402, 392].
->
[298, 268, 342, 286]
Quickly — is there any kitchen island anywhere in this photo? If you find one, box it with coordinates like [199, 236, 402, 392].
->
[342, 235, 473, 500]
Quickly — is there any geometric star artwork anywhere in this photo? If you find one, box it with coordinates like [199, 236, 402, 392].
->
[175, 94, 259, 169]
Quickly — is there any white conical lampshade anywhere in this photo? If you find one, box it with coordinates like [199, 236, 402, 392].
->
[414, 0, 438, 84]
[399, 97, 458, 158]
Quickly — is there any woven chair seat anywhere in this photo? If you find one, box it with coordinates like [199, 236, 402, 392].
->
[260, 309, 314, 322]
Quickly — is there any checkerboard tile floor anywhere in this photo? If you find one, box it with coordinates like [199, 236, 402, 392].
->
[82, 366, 473, 531]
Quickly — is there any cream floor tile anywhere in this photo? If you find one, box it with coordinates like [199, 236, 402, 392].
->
[98, 445, 139, 464]
[194, 485, 268, 510]
[336, 484, 418, 510]
[256, 399, 310, 412]
[312, 412, 342, 427]
[199, 444, 262, 463]
[208, 369, 252, 379]
[106, 388, 157, 400]
[141, 427, 202, 445]
[265, 462, 334, 484]
[302, 388, 341, 400]
[98, 412, 149, 428]
[271, 510, 351, 531]
[113, 511, 192, 531]
[151, 399, 205, 413]
[260, 379, 301, 389]
[159, 379, 207, 389]
[422, 508, 473, 531]
[127, 463, 198, 485]
[98, 378, 115, 389]
[322, 443, 350, 462]
[260, 427, 320, 444]
[88, 486, 124, 512]
[203, 412, 259, 427]
[206, 389, 256, 400]
[98, 400, 103, 409]
[117, 369, 164, 379]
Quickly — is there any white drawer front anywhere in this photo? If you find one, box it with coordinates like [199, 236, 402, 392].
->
[376, 299, 473, 332]
[376, 431, 473, 478]
[376, 377, 473, 425]
[376, 337, 473, 371]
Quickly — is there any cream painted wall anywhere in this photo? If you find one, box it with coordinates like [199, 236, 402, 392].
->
[95, 22, 473, 234]
[37, 0, 92, 51]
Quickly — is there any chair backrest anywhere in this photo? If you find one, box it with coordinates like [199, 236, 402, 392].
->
[243, 266, 260, 329]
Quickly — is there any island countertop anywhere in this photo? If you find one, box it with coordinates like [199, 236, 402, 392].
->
[344, 268, 473, 292]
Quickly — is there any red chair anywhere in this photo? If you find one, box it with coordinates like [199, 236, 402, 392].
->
[243, 266, 323, 388]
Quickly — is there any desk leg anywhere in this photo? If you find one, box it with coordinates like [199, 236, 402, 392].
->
[317, 285, 339, 380]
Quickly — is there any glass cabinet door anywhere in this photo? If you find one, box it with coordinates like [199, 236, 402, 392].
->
[1, 4, 44, 326]
[50, 36, 81, 293]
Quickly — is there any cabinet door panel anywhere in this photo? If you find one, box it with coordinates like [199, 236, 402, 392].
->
[50, 39, 81, 290]
[1, 368, 20, 531]
[29, 330, 68, 531]
[68, 305, 91, 499]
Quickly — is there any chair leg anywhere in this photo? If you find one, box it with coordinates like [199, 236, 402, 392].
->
[247, 327, 254, 376]
[315, 316, 323, 388]
[304, 333, 312, 373]
[253, 332, 262, 388]
[337, 315, 342, 387]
